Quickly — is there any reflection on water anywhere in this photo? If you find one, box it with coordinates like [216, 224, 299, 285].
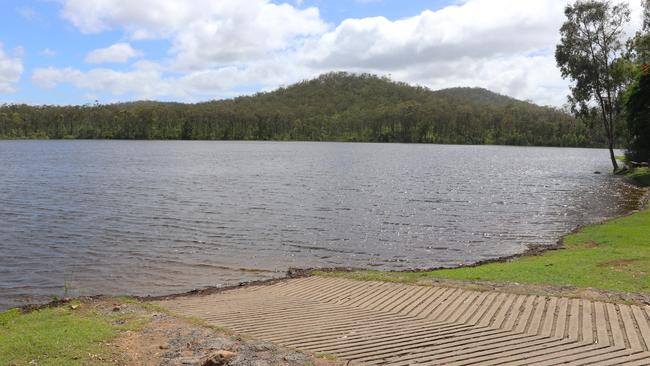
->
[0, 141, 642, 309]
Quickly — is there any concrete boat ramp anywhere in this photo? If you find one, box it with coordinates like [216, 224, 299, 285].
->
[157, 277, 650, 365]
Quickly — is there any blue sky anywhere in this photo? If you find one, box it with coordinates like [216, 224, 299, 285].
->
[0, 0, 643, 106]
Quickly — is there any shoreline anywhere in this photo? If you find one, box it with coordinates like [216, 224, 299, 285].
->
[0, 138, 619, 150]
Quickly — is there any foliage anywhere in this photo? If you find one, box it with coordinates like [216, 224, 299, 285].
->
[0, 73, 598, 147]
[0, 304, 116, 366]
[625, 71, 650, 162]
[556, 0, 633, 170]
[624, 1, 650, 163]
[320, 205, 650, 294]
[629, 0, 650, 65]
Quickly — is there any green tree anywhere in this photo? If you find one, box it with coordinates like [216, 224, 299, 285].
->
[556, 0, 632, 171]
[625, 71, 650, 162]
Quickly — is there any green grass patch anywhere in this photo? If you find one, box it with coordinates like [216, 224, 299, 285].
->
[319, 206, 650, 295]
[0, 300, 147, 366]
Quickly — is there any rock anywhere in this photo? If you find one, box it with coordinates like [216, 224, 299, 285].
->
[283, 353, 312, 364]
[159, 344, 170, 350]
[205, 339, 234, 351]
[202, 350, 237, 366]
[594, 171, 601, 174]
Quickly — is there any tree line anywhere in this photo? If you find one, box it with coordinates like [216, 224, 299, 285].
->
[0, 73, 603, 147]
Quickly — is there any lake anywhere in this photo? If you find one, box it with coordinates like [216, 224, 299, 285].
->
[0, 141, 641, 310]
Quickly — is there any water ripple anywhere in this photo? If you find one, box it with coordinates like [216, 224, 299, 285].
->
[0, 141, 641, 310]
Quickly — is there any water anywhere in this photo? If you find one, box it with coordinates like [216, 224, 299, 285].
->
[0, 141, 641, 310]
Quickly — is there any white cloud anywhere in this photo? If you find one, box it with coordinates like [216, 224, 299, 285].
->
[42, 0, 645, 106]
[33, 66, 172, 98]
[62, 0, 326, 69]
[0, 44, 23, 93]
[85, 43, 142, 64]
[32, 57, 311, 101]
[33, 67, 79, 89]
[169, 4, 325, 70]
[304, 1, 563, 69]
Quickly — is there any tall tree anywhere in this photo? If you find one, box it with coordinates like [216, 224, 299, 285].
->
[556, 0, 631, 171]
[624, 0, 650, 163]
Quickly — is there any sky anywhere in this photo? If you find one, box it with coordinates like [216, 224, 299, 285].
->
[0, 0, 645, 106]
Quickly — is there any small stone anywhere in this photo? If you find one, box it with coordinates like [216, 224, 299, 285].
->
[159, 344, 170, 350]
[202, 350, 237, 366]
[174, 356, 203, 365]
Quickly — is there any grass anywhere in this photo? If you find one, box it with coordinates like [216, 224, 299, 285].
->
[0, 299, 148, 366]
[318, 204, 650, 295]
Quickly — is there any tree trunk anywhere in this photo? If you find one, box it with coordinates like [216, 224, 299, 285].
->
[608, 142, 619, 172]
[597, 98, 619, 172]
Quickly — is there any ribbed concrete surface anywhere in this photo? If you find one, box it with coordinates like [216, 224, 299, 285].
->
[157, 277, 650, 365]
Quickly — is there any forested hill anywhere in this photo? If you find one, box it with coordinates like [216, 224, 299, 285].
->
[0, 72, 601, 146]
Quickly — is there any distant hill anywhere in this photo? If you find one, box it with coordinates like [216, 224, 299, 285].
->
[0, 72, 602, 146]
